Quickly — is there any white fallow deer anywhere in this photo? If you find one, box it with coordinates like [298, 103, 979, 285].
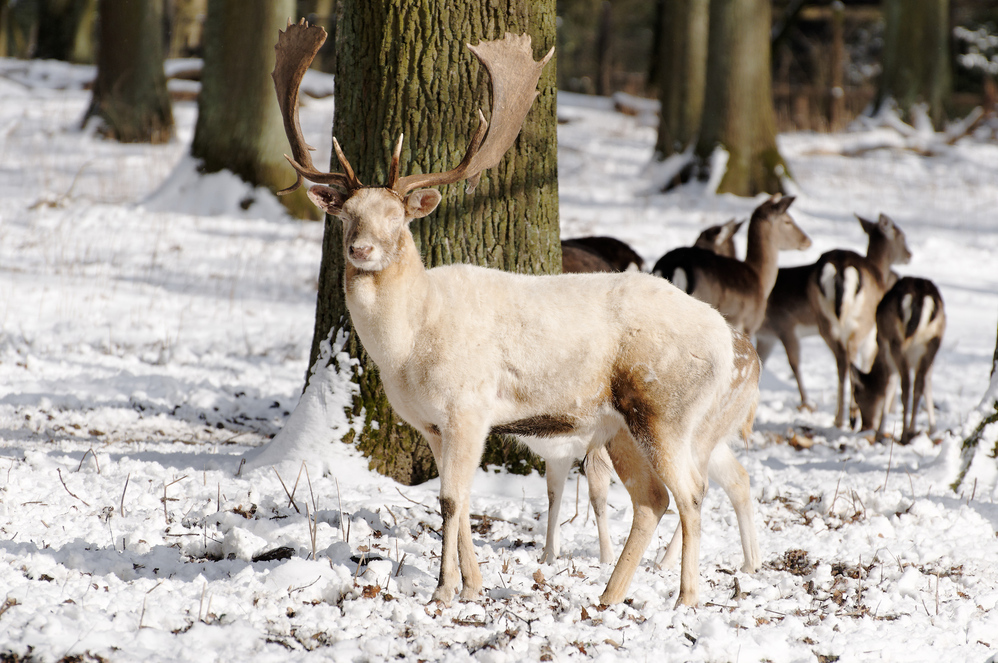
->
[851, 277, 945, 443]
[652, 195, 811, 336]
[756, 214, 912, 409]
[273, 21, 760, 607]
[807, 215, 913, 428]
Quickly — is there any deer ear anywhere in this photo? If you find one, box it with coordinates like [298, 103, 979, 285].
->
[307, 186, 348, 215]
[405, 188, 442, 219]
[856, 214, 877, 234]
[775, 195, 795, 213]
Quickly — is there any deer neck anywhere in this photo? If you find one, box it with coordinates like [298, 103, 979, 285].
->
[343, 229, 429, 368]
[864, 236, 892, 285]
[743, 220, 780, 299]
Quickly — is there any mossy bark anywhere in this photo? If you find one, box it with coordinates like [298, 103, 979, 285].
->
[309, 0, 560, 485]
[695, 0, 788, 197]
[876, 0, 951, 130]
[82, 0, 172, 143]
[652, 0, 709, 159]
[190, 0, 316, 219]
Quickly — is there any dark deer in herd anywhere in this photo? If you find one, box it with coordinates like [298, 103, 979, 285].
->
[851, 277, 945, 443]
[272, 20, 760, 607]
[757, 214, 911, 410]
[807, 215, 913, 428]
[652, 195, 811, 336]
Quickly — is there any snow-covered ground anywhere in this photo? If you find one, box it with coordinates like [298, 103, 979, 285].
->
[1, 59, 997, 662]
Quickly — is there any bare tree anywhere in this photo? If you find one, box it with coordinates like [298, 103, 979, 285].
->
[695, 0, 788, 196]
[875, 0, 951, 129]
[190, 0, 314, 218]
[83, 0, 173, 143]
[953, 317, 998, 492]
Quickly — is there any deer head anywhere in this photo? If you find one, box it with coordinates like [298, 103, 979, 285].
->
[272, 19, 553, 271]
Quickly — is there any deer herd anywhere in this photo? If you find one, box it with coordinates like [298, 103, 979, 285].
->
[270, 21, 946, 608]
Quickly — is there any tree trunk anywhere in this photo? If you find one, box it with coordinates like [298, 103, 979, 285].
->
[82, 0, 173, 144]
[35, 0, 97, 63]
[652, 0, 708, 160]
[190, 0, 315, 218]
[308, 0, 560, 485]
[875, 0, 951, 130]
[695, 0, 788, 196]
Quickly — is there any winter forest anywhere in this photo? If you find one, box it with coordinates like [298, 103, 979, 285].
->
[1, 1, 998, 661]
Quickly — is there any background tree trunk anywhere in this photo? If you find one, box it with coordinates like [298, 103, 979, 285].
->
[309, 0, 560, 485]
[652, 0, 709, 167]
[82, 0, 173, 143]
[695, 0, 788, 196]
[35, 0, 97, 63]
[166, 0, 206, 58]
[875, 0, 951, 130]
[191, 0, 315, 218]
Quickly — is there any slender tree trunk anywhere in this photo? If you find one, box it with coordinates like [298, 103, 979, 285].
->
[166, 0, 206, 58]
[876, 0, 951, 130]
[309, 0, 560, 485]
[695, 0, 788, 196]
[652, 0, 709, 160]
[82, 0, 173, 143]
[191, 0, 315, 218]
[35, 0, 97, 63]
[952, 316, 998, 491]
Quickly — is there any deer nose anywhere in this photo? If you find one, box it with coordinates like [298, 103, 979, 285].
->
[349, 245, 373, 261]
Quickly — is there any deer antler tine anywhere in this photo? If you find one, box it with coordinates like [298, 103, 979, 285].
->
[332, 138, 362, 190]
[388, 133, 404, 189]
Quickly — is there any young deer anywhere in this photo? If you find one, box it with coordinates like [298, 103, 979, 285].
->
[807, 215, 913, 428]
[693, 218, 744, 258]
[652, 195, 811, 335]
[852, 277, 945, 443]
[756, 214, 911, 409]
[561, 236, 644, 272]
[274, 21, 760, 607]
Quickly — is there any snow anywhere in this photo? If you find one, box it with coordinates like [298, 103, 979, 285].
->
[2, 57, 998, 662]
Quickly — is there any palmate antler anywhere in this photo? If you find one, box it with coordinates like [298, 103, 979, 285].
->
[272, 19, 553, 198]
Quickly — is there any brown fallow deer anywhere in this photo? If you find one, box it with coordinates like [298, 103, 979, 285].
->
[694, 218, 744, 259]
[756, 214, 912, 410]
[652, 195, 812, 336]
[807, 215, 913, 428]
[273, 21, 760, 607]
[851, 277, 945, 444]
[561, 236, 644, 272]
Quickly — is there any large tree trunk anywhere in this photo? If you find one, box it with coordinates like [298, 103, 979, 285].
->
[652, 0, 709, 160]
[305, 1, 560, 485]
[875, 0, 951, 130]
[190, 0, 315, 218]
[695, 0, 788, 196]
[82, 0, 173, 143]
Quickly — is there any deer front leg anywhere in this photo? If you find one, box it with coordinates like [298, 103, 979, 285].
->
[431, 418, 486, 604]
[540, 455, 572, 563]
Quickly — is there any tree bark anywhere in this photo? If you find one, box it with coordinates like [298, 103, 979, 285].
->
[876, 0, 951, 130]
[652, 0, 709, 160]
[191, 0, 315, 218]
[83, 0, 173, 143]
[309, 0, 560, 485]
[695, 0, 788, 196]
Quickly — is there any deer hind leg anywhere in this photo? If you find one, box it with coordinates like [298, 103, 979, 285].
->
[920, 338, 942, 435]
[782, 330, 812, 409]
[832, 343, 851, 429]
[540, 454, 572, 564]
[584, 444, 615, 564]
[599, 429, 670, 605]
[431, 417, 487, 604]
